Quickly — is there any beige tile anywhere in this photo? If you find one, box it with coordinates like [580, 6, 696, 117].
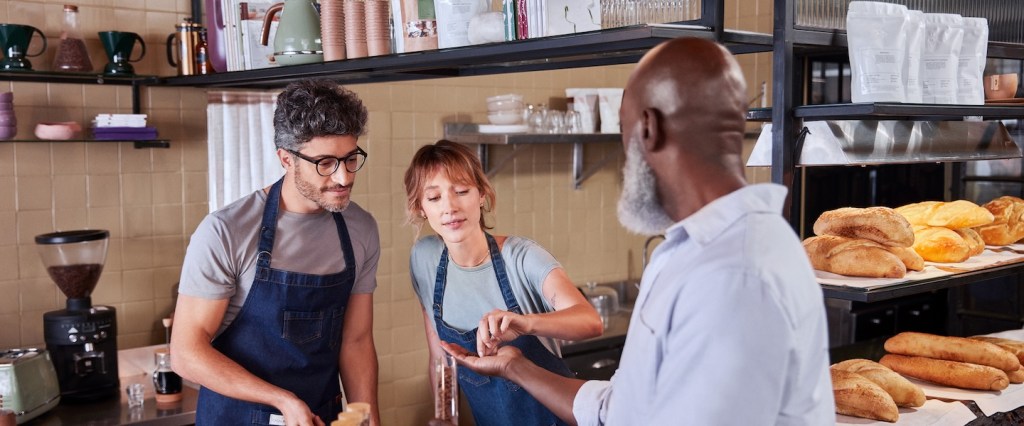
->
[390, 299, 424, 328]
[122, 269, 154, 302]
[121, 145, 153, 173]
[55, 208, 90, 231]
[392, 349, 428, 382]
[150, 172, 182, 205]
[123, 173, 153, 206]
[16, 210, 52, 245]
[91, 271, 123, 306]
[152, 143, 183, 172]
[82, 85, 119, 109]
[183, 172, 208, 204]
[88, 206, 123, 238]
[0, 314, 20, 349]
[0, 244, 17, 280]
[86, 143, 121, 174]
[11, 82, 48, 107]
[48, 83, 85, 109]
[183, 203, 208, 235]
[0, 176, 14, 211]
[391, 324, 425, 354]
[372, 295, 393, 331]
[122, 237, 154, 269]
[391, 112, 415, 139]
[0, 144, 13, 176]
[0, 279, 18, 315]
[182, 138, 208, 172]
[147, 86, 182, 110]
[122, 300, 156, 333]
[111, 8, 146, 35]
[87, 175, 121, 209]
[153, 236, 185, 267]
[153, 266, 182, 300]
[19, 277, 58, 312]
[52, 142, 88, 175]
[20, 310, 47, 348]
[16, 175, 52, 210]
[17, 244, 46, 280]
[53, 174, 87, 208]
[14, 143, 52, 176]
[124, 206, 153, 238]
[153, 205, 183, 236]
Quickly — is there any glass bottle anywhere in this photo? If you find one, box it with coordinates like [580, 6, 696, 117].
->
[195, 28, 216, 75]
[152, 350, 183, 403]
[52, 5, 94, 72]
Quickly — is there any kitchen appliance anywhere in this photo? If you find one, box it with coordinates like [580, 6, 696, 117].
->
[260, 0, 323, 66]
[98, 31, 146, 75]
[36, 230, 119, 402]
[0, 24, 47, 71]
[166, 18, 200, 75]
[0, 349, 61, 424]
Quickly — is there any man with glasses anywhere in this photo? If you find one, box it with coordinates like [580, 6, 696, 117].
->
[172, 79, 381, 426]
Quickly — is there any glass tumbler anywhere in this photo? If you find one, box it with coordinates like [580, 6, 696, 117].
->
[565, 110, 583, 133]
[528, 104, 548, 133]
[434, 353, 458, 425]
[544, 110, 565, 134]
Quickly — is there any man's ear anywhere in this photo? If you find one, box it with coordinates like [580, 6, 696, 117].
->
[640, 107, 664, 153]
[277, 148, 292, 168]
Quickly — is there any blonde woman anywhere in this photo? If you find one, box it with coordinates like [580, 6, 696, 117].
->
[404, 140, 601, 426]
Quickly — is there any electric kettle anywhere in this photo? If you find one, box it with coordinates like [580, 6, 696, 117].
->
[0, 24, 47, 71]
[260, 0, 323, 66]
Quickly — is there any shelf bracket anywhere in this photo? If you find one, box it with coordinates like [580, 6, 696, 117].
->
[572, 142, 618, 190]
[479, 144, 525, 179]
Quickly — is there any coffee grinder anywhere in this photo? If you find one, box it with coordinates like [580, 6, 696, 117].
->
[36, 230, 119, 401]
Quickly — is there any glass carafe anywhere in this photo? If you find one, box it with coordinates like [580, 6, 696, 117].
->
[52, 4, 94, 72]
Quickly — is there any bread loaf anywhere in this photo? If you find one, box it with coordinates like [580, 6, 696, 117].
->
[814, 207, 914, 247]
[830, 368, 899, 422]
[803, 235, 906, 278]
[975, 196, 1024, 246]
[897, 200, 995, 229]
[954, 228, 984, 257]
[1009, 368, 1024, 384]
[879, 354, 1009, 391]
[885, 332, 1021, 372]
[886, 246, 925, 271]
[911, 226, 972, 263]
[969, 336, 1024, 364]
[832, 359, 925, 407]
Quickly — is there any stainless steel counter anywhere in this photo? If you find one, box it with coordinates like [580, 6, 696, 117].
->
[26, 386, 198, 426]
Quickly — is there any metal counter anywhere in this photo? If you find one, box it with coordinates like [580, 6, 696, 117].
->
[26, 386, 197, 426]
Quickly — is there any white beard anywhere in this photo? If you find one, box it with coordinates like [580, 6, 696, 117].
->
[616, 140, 675, 236]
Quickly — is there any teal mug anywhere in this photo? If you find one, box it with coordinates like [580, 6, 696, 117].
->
[98, 31, 146, 75]
[0, 24, 47, 71]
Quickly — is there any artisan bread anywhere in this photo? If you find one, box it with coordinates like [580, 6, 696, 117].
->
[830, 368, 899, 423]
[969, 336, 1024, 364]
[813, 207, 914, 247]
[885, 332, 1021, 372]
[803, 235, 906, 278]
[897, 200, 995, 229]
[975, 196, 1024, 245]
[954, 228, 984, 257]
[1010, 368, 1024, 384]
[832, 359, 925, 407]
[885, 246, 925, 271]
[879, 354, 1009, 391]
[911, 226, 972, 263]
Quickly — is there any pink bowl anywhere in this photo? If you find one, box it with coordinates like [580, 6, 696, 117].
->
[34, 122, 81, 140]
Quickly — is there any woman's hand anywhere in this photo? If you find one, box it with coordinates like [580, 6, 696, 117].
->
[441, 341, 524, 379]
[476, 309, 533, 356]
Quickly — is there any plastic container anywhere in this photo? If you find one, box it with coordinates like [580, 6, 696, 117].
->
[487, 94, 524, 112]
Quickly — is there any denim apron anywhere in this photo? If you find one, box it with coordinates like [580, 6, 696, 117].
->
[196, 178, 356, 425]
[433, 233, 572, 426]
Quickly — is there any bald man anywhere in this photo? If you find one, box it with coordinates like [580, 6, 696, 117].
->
[440, 38, 834, 425]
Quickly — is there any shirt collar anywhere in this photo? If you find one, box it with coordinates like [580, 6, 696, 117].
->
[665, 183, 789, 246]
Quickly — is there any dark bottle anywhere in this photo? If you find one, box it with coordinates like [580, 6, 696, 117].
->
[152, 350, 183, 403]
[194, 28, 216, 75]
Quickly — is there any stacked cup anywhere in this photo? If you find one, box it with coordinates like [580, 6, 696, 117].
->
[0, 92, 15, 140]
[320, 0, 346, 61]
[344, 0, 367, 59]
[365, 0, 391, 56]
[486, 94, 524, 125]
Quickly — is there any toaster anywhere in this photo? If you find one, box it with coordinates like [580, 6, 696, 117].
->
[0, 348, 61, 424]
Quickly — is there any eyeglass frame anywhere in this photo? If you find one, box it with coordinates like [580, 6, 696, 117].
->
[286, 146, 368, 176]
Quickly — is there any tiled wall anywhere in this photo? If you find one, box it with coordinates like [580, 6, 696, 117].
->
[0, 0, 773, 425]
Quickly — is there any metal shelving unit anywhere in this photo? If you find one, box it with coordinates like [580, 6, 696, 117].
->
[0, 72, 167, 149]
[822, 262, 1024, 303]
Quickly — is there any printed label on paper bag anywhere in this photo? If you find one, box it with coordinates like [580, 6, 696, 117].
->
[269, 414, 286, 425]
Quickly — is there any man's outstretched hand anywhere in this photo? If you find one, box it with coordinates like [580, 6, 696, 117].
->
[439, 341, 525, 379]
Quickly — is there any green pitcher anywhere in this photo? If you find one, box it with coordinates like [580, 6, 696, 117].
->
[0, 24, 47, 71]
[260, 0, 323, 66]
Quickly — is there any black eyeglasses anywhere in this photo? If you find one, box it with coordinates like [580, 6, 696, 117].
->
[287, 147, 368, 176]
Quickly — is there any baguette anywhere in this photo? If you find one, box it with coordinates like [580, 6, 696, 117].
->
[975, 196, 1024, 246]
[803, 235, 906, 278]
[832, 359, 925, 407]
[911, 226, 972, 263]
[897, 200, 995, 229]
[879, 354, 1009, 391]
[813, 207, 914, 247]
[886, 246, 925, 272]
[885, 332, 1021, 372]
[954, 228, 985, 257]
[830, 368, 899, 422]
[969, 336, 1024, 365]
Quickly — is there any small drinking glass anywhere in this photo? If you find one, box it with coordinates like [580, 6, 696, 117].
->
[527, 104, 548, 133]
[544, 110, 565, 134]
[565, 110, 583, 134]
[126, 383, 145, 408]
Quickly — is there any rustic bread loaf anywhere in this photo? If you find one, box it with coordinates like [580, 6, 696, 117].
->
[803, 235, 906, 278]
[975, 196, 1024, 245]
[885, 332, 1022, 372]
[954, 228, 985, 257]
[911, 226, 972, 263]
[832, 359, 925, 407]
[879, 354, 1009, 391]
[1009, 368, 1024, 384]
[969, 336, 1024, 364]
[830, 368, 899, 423]
[885, 246, 925, 271]
[896, 200, 995, 229]
[813, 207, 914, 247]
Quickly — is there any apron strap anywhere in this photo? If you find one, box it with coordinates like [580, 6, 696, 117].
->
[256, 178, 285, 269]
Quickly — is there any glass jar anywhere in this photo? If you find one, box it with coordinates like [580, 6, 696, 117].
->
[152, 350, 183, 403]
[52, 5, 94, 72]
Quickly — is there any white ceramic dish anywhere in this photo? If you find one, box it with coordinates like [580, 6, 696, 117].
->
[488, 112, 523, 125]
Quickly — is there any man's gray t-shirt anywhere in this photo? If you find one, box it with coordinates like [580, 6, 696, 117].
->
[410, 235, 563, 355]
[179, 189, 380, 336]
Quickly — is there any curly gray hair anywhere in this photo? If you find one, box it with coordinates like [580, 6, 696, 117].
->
[273, 79, 368, 151]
